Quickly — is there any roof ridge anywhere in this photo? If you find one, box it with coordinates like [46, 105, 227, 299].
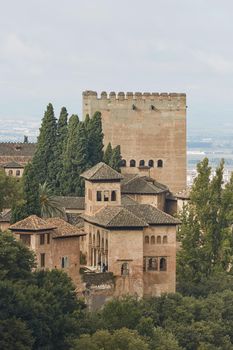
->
[142, 203, 179, 220]
[107, 206, 147, 227]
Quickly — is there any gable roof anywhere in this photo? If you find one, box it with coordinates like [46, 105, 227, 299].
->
[46, 218, 85, 238]
[121, 195, 138, 206]
[54, 196, 85, 210]
[125, 204, 180, 225]
[82, 206, 148, 228]
[81, 162, 124, 181]
[121, 174, 168, 195]
[0, 143, 36, 157]
[3, 161, 24, 169]
[9, 215, 56, 232]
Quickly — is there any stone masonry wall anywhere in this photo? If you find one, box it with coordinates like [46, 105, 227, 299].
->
[83, 91, 187, 193]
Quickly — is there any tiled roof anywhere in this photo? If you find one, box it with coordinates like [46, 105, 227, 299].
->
[0, 143, 36, 156]
[0, 209, 11, 222]
[121, 195, 137, 206]
[121, 174, 168, 195]
[125, 204, 180, 225]
[3, 161, 24, 168]
[66, 213, 85, 227]
[54, 196, 85, 210]
[46, 218, 84, 238]
[9, 215, 56, 231]
[82, 206, 148, 228]
[81, 162, 124, 181]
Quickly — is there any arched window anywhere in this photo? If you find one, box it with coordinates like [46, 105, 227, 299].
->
[97, 231, 100, 247]
[160, 257, 167, 271]
[148, 257, 158, 271]
[121, 159, 126, 167]
[130, 159, 136, 167]
[139, 160, 145, 167]
[145, 236, 149, 244]
[148, 160, 154, 167]
[89, 233, 92, 244]
[111, 191, 117, 201]
[121, 262, 129, 276]
[163, 236, 168, 244]
[157, 236, 161, 244]
[96, 191, 102, 201]
[105, 239, 108, 250]
[93, 235, 96, 246]
[102, 237, 104, 249]
[16, 170, 20, 176]
[157, 159, 163, 168]
[151, 236, 155, 244]
[8, 170, 13, 176]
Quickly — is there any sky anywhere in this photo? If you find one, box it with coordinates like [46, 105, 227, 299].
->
[1, 0, 233, 138]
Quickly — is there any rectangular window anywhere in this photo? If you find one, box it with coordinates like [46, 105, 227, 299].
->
[61, 256, 69, 268]
[40, 234, 45, 245]
[104, 191, 109, 202]
[96, 191, 102, 201]
[47, 233, 50, 244]
[40, 253, 45, 268]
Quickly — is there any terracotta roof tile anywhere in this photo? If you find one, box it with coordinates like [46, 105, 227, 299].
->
[0, 143, 36, 156]
[82, 206, 148, 228]
[54, 196, 85, 210]
[46, 218, 84, 238]
[9, 215, 56, 231]
[121, 174, 168, 195]
[81, 162, 124, 181]
[125, 204, 180, 225]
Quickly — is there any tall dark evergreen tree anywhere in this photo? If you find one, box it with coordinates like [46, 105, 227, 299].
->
[86, 111, 104, 166]
[103, 142, 112, 164]
[61, 115, 88, 195]
[54, 107, 68, 194]
[109, 145, 122, 172]
[11, 163, 40, 222]
[32, 103, 57, 188]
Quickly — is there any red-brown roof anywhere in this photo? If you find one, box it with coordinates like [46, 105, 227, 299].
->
[46, 218, 85, 238]
[9, 215, 56, 232]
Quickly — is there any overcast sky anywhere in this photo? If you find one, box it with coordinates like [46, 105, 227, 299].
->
[1, 0, 233, 133]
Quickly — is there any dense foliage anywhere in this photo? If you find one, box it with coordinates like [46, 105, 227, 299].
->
[10, 104, 122, 221]
[0, 168, 22, 212]
[177, 158, 233, 296]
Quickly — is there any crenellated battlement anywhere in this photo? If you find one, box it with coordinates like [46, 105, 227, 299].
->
[83, 90, 186, 101]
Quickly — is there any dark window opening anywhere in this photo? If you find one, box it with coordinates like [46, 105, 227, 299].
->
[157, 236, 161, 244]
[40, 234, 45, 245]
[47, 233, 50, 244]
[61, 256, 68, 269]
[121, 159, 126, 167]
[16, 170, 20, 176]
[8, 170, 13, 176]
[151, 236, 155, 244]
[160, 257, 167, 271]
[157, 159, 163, 168]
[40, 253, 45, 268]
[111, 190, 117, 201]
[96, 191, 102, 201]
[104, 191, 109, 202]
[139, 160, 145, 166]
[148, 257, 158, 271]
[148, 160, 154, 167]
[130, 159, 136, 167]
[145, 236, 149, 244]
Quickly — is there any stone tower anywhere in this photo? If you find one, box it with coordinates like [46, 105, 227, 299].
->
[83, 91, 186, 193]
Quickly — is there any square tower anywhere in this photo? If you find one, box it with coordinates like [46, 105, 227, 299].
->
[83, 91, 187, 193]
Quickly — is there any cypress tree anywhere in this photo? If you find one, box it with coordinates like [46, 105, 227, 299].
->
[61, 115, 83, 195]
[33, 103, 57, 188]
[54, 107, 68, 194]
[103, 143, 112, 165]
[11, 163, 40, 222]
[87, 111, 104, 166]
[109, 145, 122, 172]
